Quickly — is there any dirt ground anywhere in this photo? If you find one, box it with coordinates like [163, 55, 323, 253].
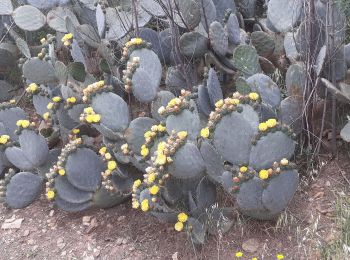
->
[1, 153, 349, 260]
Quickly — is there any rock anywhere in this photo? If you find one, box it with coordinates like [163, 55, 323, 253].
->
[83, 256, 94, 260]
[22, 230, 30, 237]
[172, 252, 179, 260]
[82, 216, 91, 225]
[242, 238, 260, 253]
[1, 218, 23, 229]
[116, 238, 123, 245]
[325, 181, 331, 187]
[117, 215, 126, 222]
[49, 210, 55, 217]
[93, 248, 101, 257]
[28, 239, 35, 245]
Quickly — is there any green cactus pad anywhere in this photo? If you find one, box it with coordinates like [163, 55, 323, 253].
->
[0, 0, 13, 15]
[125, 117, 157, 155]
[0, 107, 26, 140]
[151, 91, 175, 121]
[207, 68, 223, 107]
[226, 13, 241, 45]
[213, 107, 259, 165]
[92, 92, 130, 133]
[37, 149, 60, 177]
[67, 104, 86, 123]
[32, 95, 50, 117]
[262, 170, 298, 215]
[15, 38, 31, 59]
[249, 131, 295, 169]
[5, 172, 43, 209]
[267, 0, 302, 33]
[105, 8, 131, 40]
[65, 148, 104, 191]
[195, 177, 216, 210]
[57, 107, 79, 130]
[55, 61, 68, 85]
[286, 63, 306, 97]
[340, 122, 350, 142]
[27, 0, 69, 10]
[130, 48, 162, 88]
[13, 5, 46, 31]
[220, 171, 233, 192]
[199, 0, 217, 32]
[177, 0, 201, 30]
[246, 74, 281, 108]
[165, 66, 187, 91]
[166, 109, 200, 140]
[199, 140, 224, 183]
[232, 45, 261, 76]
[209, 21, 228, 56]
[251, 31, 275, 58]
[140, 0, 165, 17]
[179, 32, 209, 58]
[47, 6, 79, 33]
[167, 142, 205, 179]
[0, 81, 15, 102]
[93, 186, 129, 208]
[76, 24, 101, 48]
[187, 217, 206, 244]
[55, 175, 93, 204]
[235, 177, 266, 218]
[280, 95, 303, 134]
[22, 58, 57, 85]
[212, 0, 236, 22]
[5, 147, 36, 170]
[55, 195, 92, 212]
[284, 32, 299, 62]
[235, 77, 251, 95]
[198, 85, 214, 116]
[258, 57, 276, 74]
[239, 0, 256, 18]
[68, 62, 86, 82]
[131, 68, 159, 103]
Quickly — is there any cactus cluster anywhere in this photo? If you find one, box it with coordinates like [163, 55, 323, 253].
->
[1, 0, 346, 245]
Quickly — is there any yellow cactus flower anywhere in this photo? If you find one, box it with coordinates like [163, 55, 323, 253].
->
[72, 128, 80, 134]
[0, 135, 10, 145]
[43, 112, 50, 120]
[147, 173, 156, 183]
[62, 33, 73, 42]
[168, 98, 180, 107]
[140, 145, 149, 157]
[157, 124, 166, 132]
[121, 143, 128, 150]
[157, 141, 166, 152]
[91, 114, 101, 123]
[133, 179, 142, 188]
[230, 98, 240, 105]
[58, 169, 65, 176]
[235, 251, 243, 258]
[21, 120, 30, 128]
[84, 107, 94, 114]
[276, 254, 284, 260]
[40, 38, 46, 44]
[52, 96, 61, 103]
[85, 114, 94, 123]
[149, 185, 160, 195]
[46, 190, 55, 200]
[133, 38, 143, 44]
[141, 199, 149, 212]
[174, 221, 184, 232]
[258, 122, 268, 132]
[99, 146, 107, 155]
[215, 99, 224, 108]
[9, 99, 16, 104]
[47, 102, 54, 110]
[266, 118, 277, 128]
[26, 83, 38, 93]
[239, 166, 248, 173]
[177, 212, 188, 223]
[97, 80, 105, 87]
[67, 97, 77, 104]
[132, 200, 140, 209]
[177, 131, 188, 139]
[144, 130, 153, 139]
[252, 258, 258, 260]
[200, 127, 210, 138]
[280, 158, 289, 166]
[248, 92, 259, 101]
[107, 160, 117, 171]
[105, 153, 112, 160]
[259, 169, 269, 180]
[155, 153, 167, 165]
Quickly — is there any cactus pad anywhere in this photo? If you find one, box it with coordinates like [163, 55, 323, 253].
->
[179, 32, 209, 58]
[55, 175, 93, 204]
[232, 45, 261, 76]
[13, 5, 46, 31]
[22, 58, 57, 84]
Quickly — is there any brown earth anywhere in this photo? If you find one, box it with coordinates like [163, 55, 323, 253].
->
[1, 153, 349, 260]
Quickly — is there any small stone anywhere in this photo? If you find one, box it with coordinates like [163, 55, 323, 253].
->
[117, 215, 126, 222]
[172, 252, 178, 260]
[325, 181, 331, 187]
[57, 238, 64, 244]
[32, 245, 38, 251]
[28, 239, 35, 245]
[49, 210, 55, 217]
[1, 218, 23, 229]
[22, 230, 30, 237]
[116, 238, 123, 245]
[83, 256, 94, 260]
[128, 246, 135, 252]
[122, 238, 128, 245]
[61, 251, 67, 256]
[93, 249, 101, 257]
[82, 216, 91, 225]
[242, 238, 260, 253]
